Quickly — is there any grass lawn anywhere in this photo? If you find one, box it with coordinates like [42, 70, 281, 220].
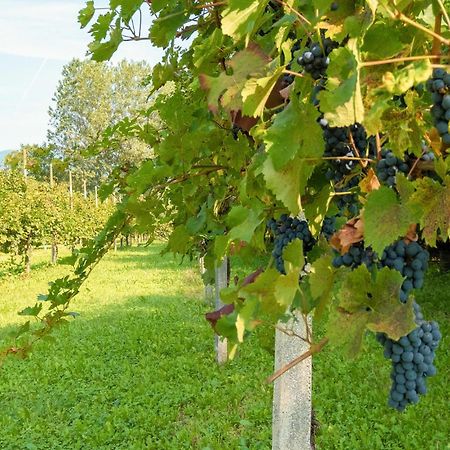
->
[0, 244, 448, 449]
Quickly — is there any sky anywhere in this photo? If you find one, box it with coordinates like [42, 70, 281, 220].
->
[0, 0, 164, 151]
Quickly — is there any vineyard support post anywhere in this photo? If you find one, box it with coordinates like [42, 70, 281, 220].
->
[199, 256, 214, 304]
[214, 257, 228, 364]
[272, 313, 312, 450]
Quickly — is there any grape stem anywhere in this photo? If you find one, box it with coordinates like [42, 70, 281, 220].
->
[386, 7, 450, 46]
[266, 337, 329, 383]
[347, 130, 366, 168]
[283, 69, 305, 78]
[275, 324, 310, 344]
[361, 55, 443, 67]
[193, 1, 226, 9]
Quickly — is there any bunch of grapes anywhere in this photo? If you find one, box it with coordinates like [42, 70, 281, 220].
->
[320, 119, 368, 183]
[335, 176, 361, 216]
[376, 149, 409, 187]
[380, 240, 429, 303]
[427, 68, 450, 145]
[377, 302, 441, 411]
[297, 37, 338, 80]
[267, 215, 315, 274]
[332, 242, 377, 269]
[321, 216, 337, 240]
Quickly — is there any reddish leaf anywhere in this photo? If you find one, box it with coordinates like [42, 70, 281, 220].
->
[330, 217, 364, 254]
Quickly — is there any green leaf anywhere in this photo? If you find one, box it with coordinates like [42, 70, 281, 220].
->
[167, 225, 191, 253]
[221, 0, 269, 44]
[111, 0, 143, 23]
[382, 60, 432, 95]
[150, 7, 188, 48]
[226, 205, 264, 243]
[328, 266, 416, 357]
[407, 176, 450, 246]
[395, 173, 415, 201]
[304, 184, 333, 237]
[363, 186, 416, 255]
[19, 303, 43, 317]
[274, 271, 300, 308]
[89, 22, 123, 61]
[282, 239, 304, 271]
[78, 1, 95, 28]
[90, 12, 115, 41]
[242, 67, 284, 117]
[199, 44, 269, 113]
[240, 268, 286, 318]
[308, 254, 335, 319]
[362, 22, 404, 59]
[262, 155, 303, 215]
[263, 96, 322, 170]
[319, 39, 364, 127]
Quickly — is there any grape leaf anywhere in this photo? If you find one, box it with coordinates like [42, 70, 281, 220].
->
[362, 22, 404, 59]
[263, 96, 322, 170]
[382, 60, 432, 95]
[221, 0, 269, 44]
[328, 266, 416, 357]
[262, 154, 315, 215]
[199, 44, 269, 113]
[88, 22, 123, 61]
[407, 176, 450, 246]
[330, 218, 364, 254]
[304, 184, 333, 237]
[363, 186, 416, 255]
[282, 239, 304, 271]
[226, 205, 264, 243]
[149, 6, 188, 48]
[241, 68, 284, 117]
[319, 39, 364, 127]
[78, 1, 95, 28]
[307, 254, 336, 319]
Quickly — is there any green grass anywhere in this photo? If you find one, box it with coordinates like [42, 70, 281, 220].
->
[0, 245, 448, 449]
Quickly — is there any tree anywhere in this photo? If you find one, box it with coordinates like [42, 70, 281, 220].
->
[2, 1, 449, 446]
[47, 59, 152, 189]
[4, 143, 67, 183]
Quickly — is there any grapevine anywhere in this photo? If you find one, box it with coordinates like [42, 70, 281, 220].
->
[0, 0, 447, 423]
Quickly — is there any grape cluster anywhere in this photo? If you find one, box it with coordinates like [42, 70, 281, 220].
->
[380, 240, 429, 303]
[321, 216, 336, 240]
[297, 38, 338, 80]
[268, 215, 315, 274]
[421, 150, 436, 162]
[332, 242, 377, 269]
[320, 119, 368, 183]
[335, 176, 360, 216]
[376, 149, 409, 187]
[280, 41, 302, 88]
[377, 302, 441, 411]
[427, 68, 450, 145]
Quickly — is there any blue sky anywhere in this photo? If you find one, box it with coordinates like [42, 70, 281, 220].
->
[0, 0, 164, 151]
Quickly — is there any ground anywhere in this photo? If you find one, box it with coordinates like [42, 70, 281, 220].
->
[0, 244, 448, 449]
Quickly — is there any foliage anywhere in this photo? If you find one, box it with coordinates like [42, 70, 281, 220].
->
[0, 170, 113, 274]
[2, 0, 450, 414]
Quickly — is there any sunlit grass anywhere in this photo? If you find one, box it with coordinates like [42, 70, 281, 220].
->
[0, 244, 448, 449]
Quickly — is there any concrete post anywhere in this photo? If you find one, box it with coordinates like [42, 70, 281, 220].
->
[214, 257, 228, 364]
[272, 313, 312, 450]
[199, 256, 214, 304]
